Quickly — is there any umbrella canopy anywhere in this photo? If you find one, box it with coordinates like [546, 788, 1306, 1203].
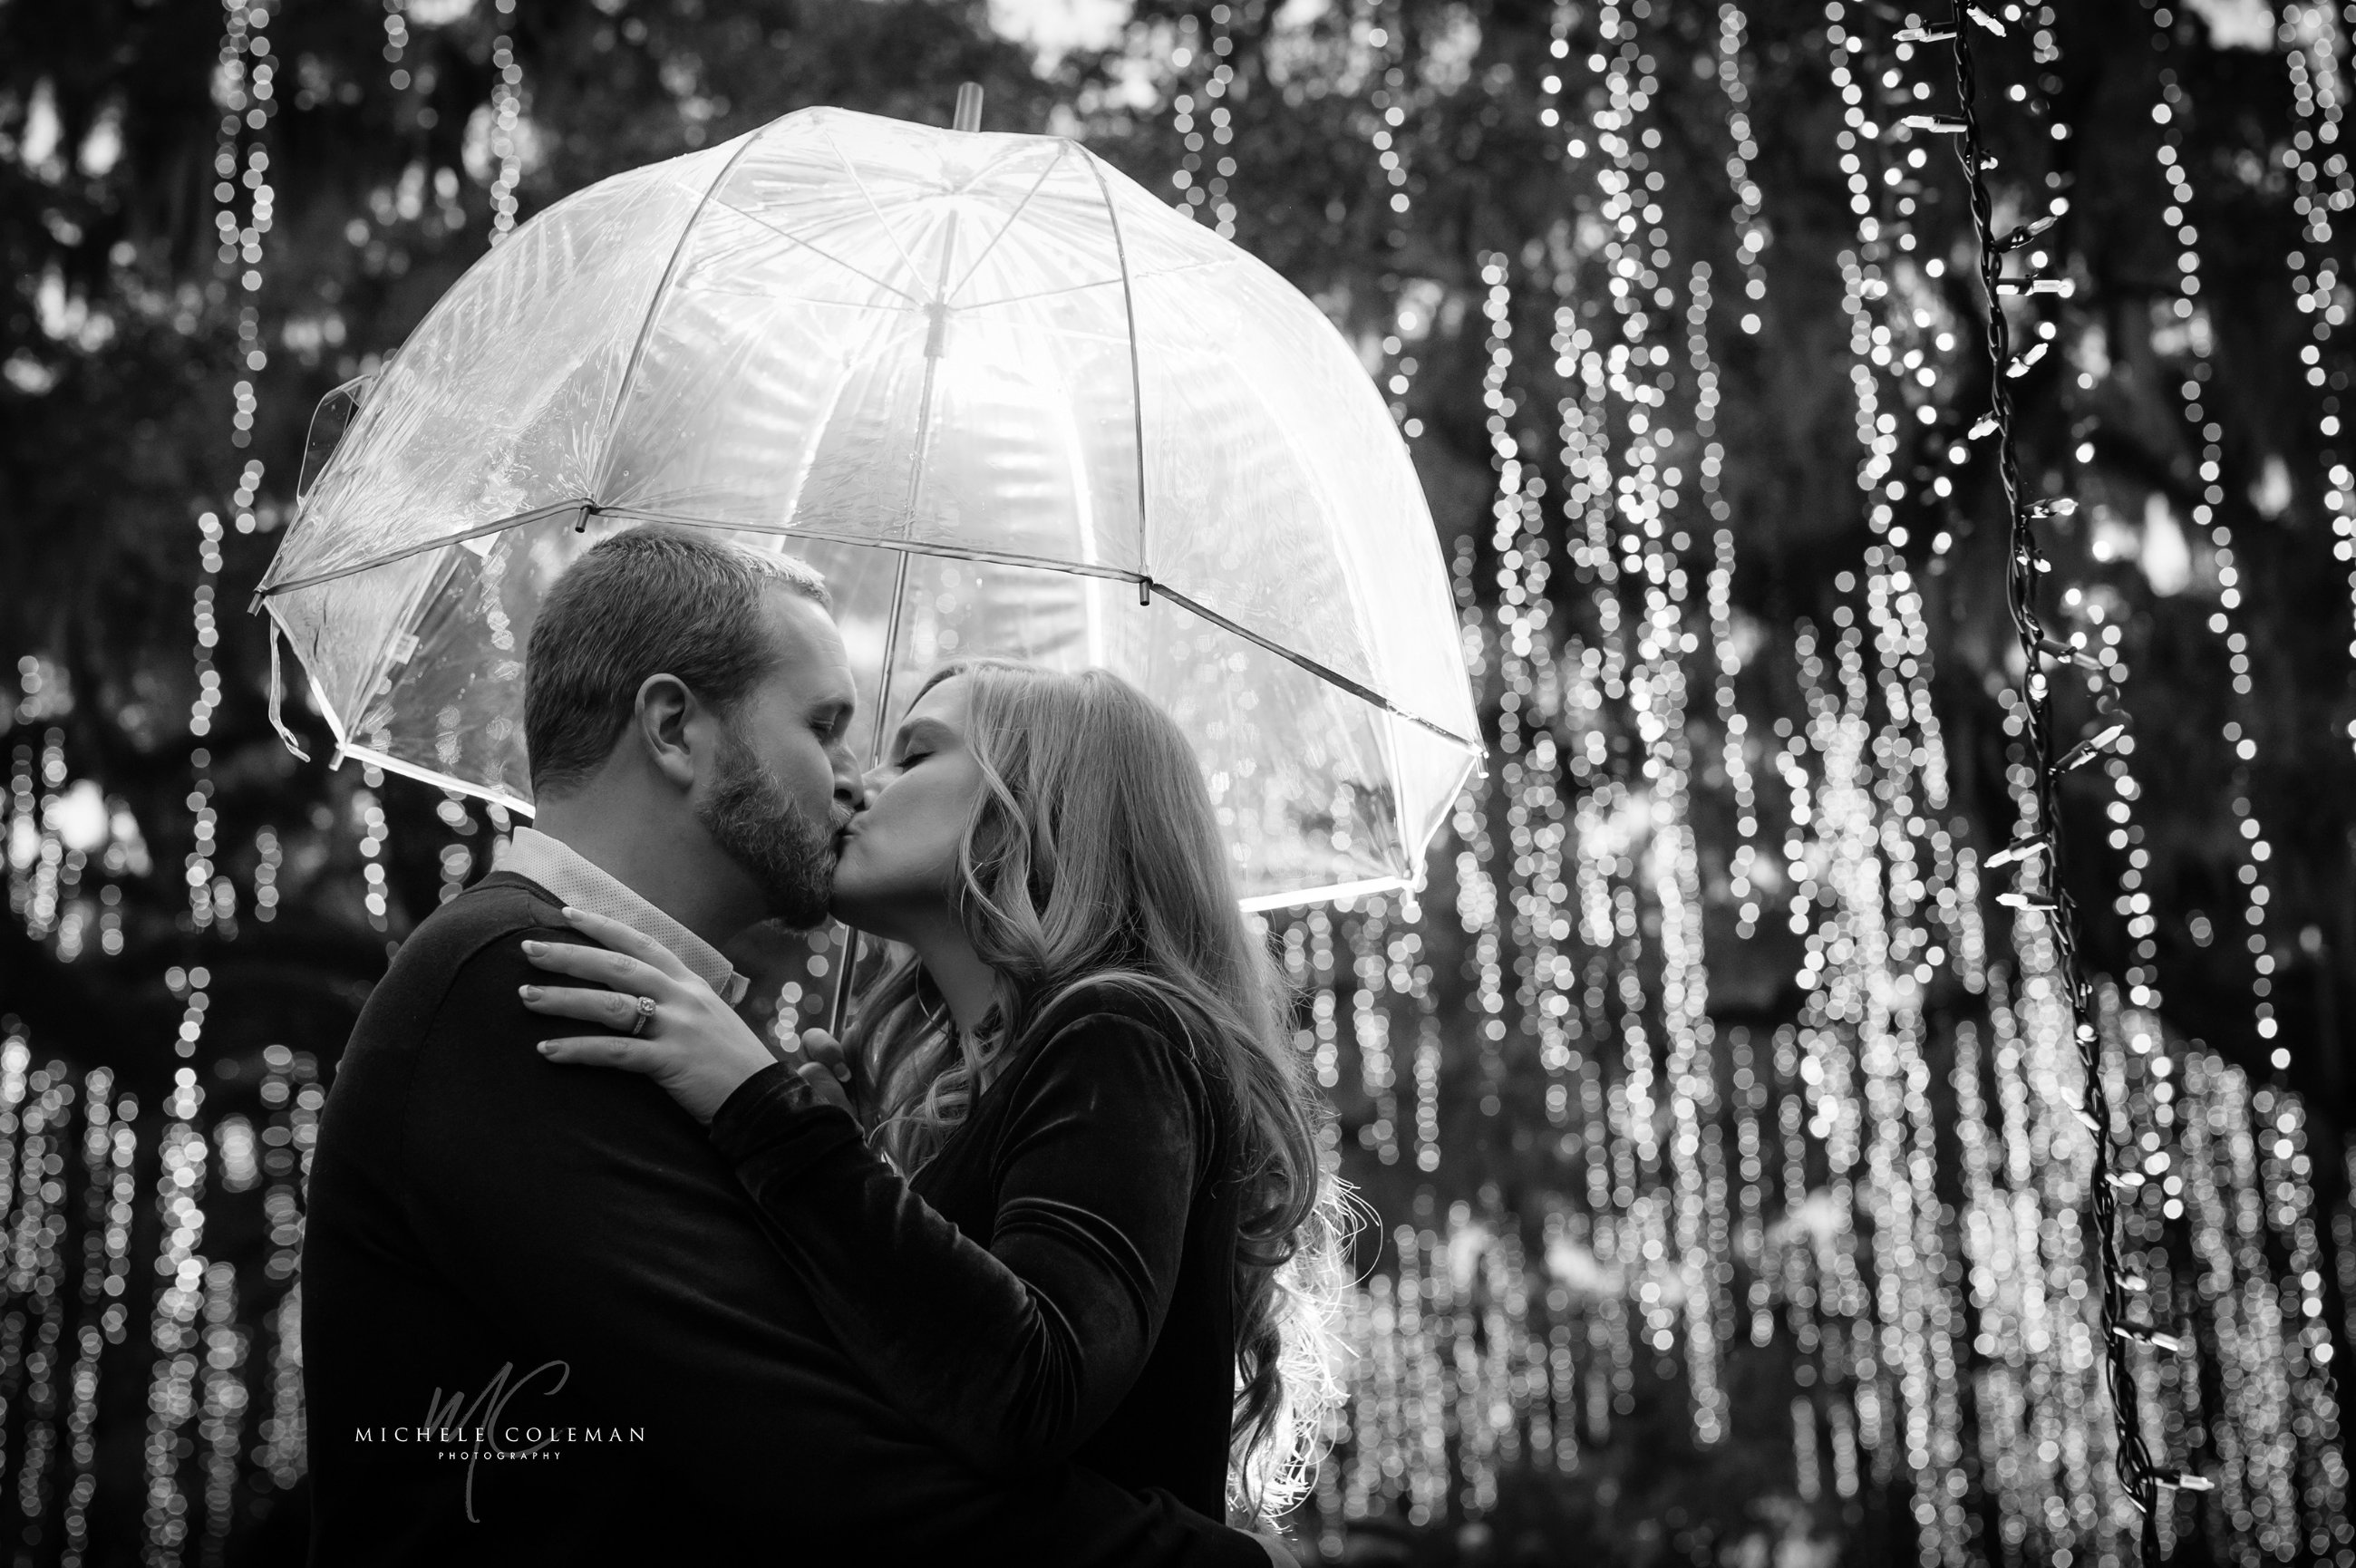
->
[257, 105, 1480, 909]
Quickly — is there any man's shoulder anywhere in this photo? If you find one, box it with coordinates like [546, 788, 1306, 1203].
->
[353, 873, 567, 1038]
[384, 872, 563, 977]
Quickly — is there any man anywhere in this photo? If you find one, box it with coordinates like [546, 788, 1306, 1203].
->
[301, 526, 1285, 1564]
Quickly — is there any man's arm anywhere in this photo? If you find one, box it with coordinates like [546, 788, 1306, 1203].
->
[397, 922, 1267, 1565]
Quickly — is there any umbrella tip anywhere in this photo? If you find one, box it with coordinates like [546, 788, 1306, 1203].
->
[953, 82, 984, 133]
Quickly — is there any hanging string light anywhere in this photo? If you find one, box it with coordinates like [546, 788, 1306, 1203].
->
[2273, 3, 2356, 750]
[382, 0, 412, 92]
[1167, 12, 1206, 216]
[1904, 3, 2189, 1549]
[1163, 4, 1241, 235]
[2137, 50, 2289, 1066]
[1200, 4, 1238, 238]
[2116, 57, 2354, 1545]
[487, 0, 526, 242]
[1712, 1, 1770, 331]
[140, 1068, 208, 1557]
[1365, 0, 1427, 440]
[1693, 287, 1765, 939]
[5, 1053, 73, 1558]
[59, 1070, 136, 1568]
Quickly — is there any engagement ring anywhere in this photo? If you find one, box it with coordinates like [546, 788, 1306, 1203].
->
[626, 994, 657, 1037]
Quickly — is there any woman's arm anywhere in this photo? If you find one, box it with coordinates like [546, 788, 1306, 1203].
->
[518, 906, 1213, 1474]
[707, 1011, 1208, 1476]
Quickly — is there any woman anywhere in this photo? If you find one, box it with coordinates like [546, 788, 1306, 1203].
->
[518, 659, 1348, 1528]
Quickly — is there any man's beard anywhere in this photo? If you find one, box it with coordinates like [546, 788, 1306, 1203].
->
[695, 721, 839, 928]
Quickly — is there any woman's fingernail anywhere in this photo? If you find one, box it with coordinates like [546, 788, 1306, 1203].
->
[521, 939, 543, 953]
[537, 1042, 554, 1054]
[560, 906, 583, 920]
[519, 984, 539, 1000]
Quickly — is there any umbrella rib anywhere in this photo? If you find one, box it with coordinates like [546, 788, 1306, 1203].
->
[955, 256, 1227, 312]
[1140, 581, 1481, 755]
[250, 500, 1172, 605]
[1078, 154, 1153, 604]
[249, 498, 594, 605]
[698, 198, 927, 306]
[594, 129, 772, 492]
[1237, 876, 1411, 915]
[943, 142, 1070, 304]
[588, 508, 1149, 582]
[819, 125, 936, 302]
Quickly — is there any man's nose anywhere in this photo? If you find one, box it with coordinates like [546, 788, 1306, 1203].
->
[830, 745, 868, 812]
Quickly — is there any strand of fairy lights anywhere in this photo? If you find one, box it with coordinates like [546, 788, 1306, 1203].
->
[487, 0, 525, 241]
[1563, 0, 1738, 1447]
[2254, 1087, 2352, 1559]
[1548, 241, 1640, 1455]
[2129, 53, 2353, 1545]
[2142, 44, 2288, 1066]
[1712, 1, 1770, 331]
[9, 712, 65, 943]
[1484, 237, 1581, 1469]
[5, 1057, 72, 1550]
[2274, 2, 2356, 754]
[2173, 1047, 2263, 1561]
[1816, 6, 1930, 1507]
[2215, 1074, 2300, 1560]
[181, 0, 278, 1084]
[1167, 15, 1206, 213]
[1693, 302, 1765, 940]
[382, 0, 411, 91]
[1168, 5, 1239, 237]
[1792, 613, 1904, 1503]
[1974, 968, 2036, 1548]
[1323, 27, 1440, 1493]
[1353, 0, 1427, 434]
[2097, 993, 2186, 1562]
[197, 1253, 247, 1556]
[1826, 60, 1980, 1520]
[1907, 5, 2196, 1546]
[1475, 251, 1578, 1162]
[140, 1069, 208, 1555]
[125, 13, 269, 1530]
[60, 1067, 135, 1568]
[1823, 13, 1997, 1550]
[2037, 571, 2212, 1552]
[253, 1045, 318, 1492]
[1351, 908, 1402, 1167]
[1442, 253, 1532, 1516]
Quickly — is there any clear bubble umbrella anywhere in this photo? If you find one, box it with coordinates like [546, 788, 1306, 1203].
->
[255, 99, 1481, 911]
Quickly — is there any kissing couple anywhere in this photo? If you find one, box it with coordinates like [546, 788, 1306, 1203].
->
[299, 524, 1345, 1565]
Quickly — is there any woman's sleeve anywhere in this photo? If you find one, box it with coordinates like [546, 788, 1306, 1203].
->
[704, 1011, 1209, 1476]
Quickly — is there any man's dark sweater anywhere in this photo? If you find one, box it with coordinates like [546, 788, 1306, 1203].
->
[300, 871, 1264, 1565]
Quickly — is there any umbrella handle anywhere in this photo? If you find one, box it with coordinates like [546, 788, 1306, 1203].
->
[827, 925, 860, 1038]
[953, 82, 983, 133]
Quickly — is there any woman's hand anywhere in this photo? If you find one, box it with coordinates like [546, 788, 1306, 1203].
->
[518, 906, 782, 1126]
[790, 1027, 858, 1118]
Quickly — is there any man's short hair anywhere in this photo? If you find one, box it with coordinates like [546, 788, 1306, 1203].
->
[524, 526, 830, 796]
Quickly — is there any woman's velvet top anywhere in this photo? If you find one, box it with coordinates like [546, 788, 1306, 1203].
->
[706, 985, 1244, 1521]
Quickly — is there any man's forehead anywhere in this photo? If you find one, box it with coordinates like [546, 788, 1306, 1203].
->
[759, 590, 856, 702]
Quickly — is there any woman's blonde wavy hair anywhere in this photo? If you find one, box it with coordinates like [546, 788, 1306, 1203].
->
[842, 658, 1353, 1523]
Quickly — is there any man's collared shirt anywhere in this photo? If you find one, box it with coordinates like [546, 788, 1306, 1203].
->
[494, 826, 751, 1006]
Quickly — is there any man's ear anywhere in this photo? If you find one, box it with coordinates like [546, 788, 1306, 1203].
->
[632, 673, 699, 793]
